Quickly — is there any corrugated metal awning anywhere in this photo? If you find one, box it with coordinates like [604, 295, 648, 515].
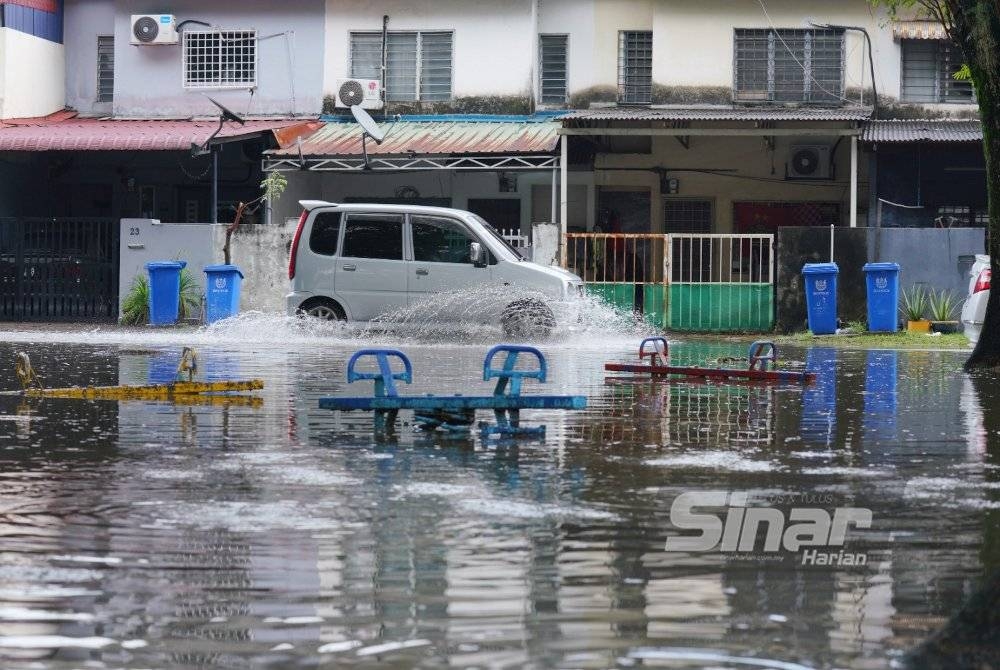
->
[0, 114, 322, 151]
[892, 20, 948, 41]
[861, 119, 982, 143]
[560, 106, 873, 122]
[268, 120, 560, 158]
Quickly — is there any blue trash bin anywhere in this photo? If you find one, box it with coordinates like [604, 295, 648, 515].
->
[802, 262, 839, 335]
[863, 262, 900, 332]
[146, 261, 186, 326]
[203, 264, 244, 324]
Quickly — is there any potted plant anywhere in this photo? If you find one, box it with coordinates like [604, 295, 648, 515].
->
[900, 285, 931, 332]
[927, 289, 960, 333]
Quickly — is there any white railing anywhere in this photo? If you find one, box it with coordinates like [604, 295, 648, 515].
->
[564, 233, 670, 284]
[667, 234, 775, 284]
[499, 228, 531, 249]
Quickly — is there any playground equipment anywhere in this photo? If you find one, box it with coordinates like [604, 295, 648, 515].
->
[605, 337, 815, 384]
[319, 345, 587, 435]
[6, 351, 264, 401]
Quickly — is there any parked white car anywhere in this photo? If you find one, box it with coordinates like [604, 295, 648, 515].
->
[286, 201, 583, 336]
[961, 254, 991, 345]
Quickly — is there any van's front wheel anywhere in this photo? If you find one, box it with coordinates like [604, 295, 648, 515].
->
[298, 298, 346, 321]
[501, 299, 555, 339]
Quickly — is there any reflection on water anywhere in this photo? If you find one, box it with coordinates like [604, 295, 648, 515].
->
[0, 323, 996, 669]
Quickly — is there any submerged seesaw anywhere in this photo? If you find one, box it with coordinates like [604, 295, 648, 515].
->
[605, 337, 816, 384]
[319, 345, 587, 436]
[4, 349, 264, 401]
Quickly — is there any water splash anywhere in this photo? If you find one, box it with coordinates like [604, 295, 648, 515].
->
[0, 286, 652, 349]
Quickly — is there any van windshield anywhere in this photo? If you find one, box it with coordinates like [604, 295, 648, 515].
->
[471, 215, 524, 261]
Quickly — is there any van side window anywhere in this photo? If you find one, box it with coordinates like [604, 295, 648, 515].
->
[309, 212, 342, 255]
[341, 214, 404, 259]
[411, 216, 478, 264]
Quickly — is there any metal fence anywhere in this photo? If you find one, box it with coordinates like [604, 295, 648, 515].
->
[563, 232, 775, 332]
[668, 234, 775, 331]
[0, 218, 119, 321]
[565, 233, 670, 327]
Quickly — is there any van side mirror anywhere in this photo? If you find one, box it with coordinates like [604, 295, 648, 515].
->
[470, 242, 486, 267]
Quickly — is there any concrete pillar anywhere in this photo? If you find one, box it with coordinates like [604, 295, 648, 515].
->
[560, 134, 568, 267]
[850, 135, 858, 228]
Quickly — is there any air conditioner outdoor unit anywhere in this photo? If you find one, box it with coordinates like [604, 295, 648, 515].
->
[787, 145, 832, 180]
[130, 14, 179, 45]
[334, 78, 384, 110]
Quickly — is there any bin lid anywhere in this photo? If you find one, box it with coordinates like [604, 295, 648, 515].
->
[204, 264, 244, 279]
[801, 262, 839, 275]
[863, 262, 900, 272]
[145, 261, 187, 270]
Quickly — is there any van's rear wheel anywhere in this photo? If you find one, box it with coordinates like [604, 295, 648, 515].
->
[501, 299, 555, 339]
[298, 298, 346, 321]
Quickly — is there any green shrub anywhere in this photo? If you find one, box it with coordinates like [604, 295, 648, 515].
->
[119, 267, 202, 326]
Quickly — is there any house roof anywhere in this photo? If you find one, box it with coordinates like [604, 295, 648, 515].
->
[0, 113, 322, 151]
[861, 119, 982, 143]
[560, 106, 874, 123]
[268, 120, 561, 157]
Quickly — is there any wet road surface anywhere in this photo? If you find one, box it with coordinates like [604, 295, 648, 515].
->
[0, 315, 996, 668]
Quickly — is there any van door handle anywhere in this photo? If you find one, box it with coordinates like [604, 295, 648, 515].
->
[342, 264, 356, 271]
[415, 268, 429, 276]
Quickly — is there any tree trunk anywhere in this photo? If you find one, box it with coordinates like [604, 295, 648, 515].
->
[958, 0, 1000, 369]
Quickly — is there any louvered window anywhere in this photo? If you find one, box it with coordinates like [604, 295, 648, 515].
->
[901, 40, 974, 103]
[350, 31, 453, 102]
[539, 34, 568, 105]
[618, 31, 652, 104]
[97, 35, 114, 102]
[734, 28, 844, 103]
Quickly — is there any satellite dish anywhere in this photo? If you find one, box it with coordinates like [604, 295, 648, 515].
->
[205, 95, 246, 125]
[351, 105, 384, 144]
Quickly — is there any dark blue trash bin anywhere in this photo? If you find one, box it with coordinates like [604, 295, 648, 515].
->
[146, 261, 186, 326]
[802, 262, 839, 335]
[203, 264, 244, 324]
[863, 262, 900, 332]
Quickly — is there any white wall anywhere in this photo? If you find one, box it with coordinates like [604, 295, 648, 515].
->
[64, 0, 115, 117]
[324, 0, 535, 100]
[0, 28, 64, 118]
[64, 0, 325, 118]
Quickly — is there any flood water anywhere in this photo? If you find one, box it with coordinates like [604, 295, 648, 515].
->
[0, 313, 997, 669]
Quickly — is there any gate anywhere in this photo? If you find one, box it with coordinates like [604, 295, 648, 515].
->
[564, 233, 669, 327]
[563, 232, 775, 332]
[0, 218, 119, 321]
[667, 234, 774, 331]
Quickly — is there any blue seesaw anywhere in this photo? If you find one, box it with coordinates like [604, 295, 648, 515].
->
[318, 345, 587, 435]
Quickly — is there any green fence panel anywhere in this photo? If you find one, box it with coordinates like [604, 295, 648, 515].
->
[669, 283, 774, 332]
[585, 283, 669, 328]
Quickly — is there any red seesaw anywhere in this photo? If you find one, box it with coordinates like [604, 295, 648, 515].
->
[604, 337, 816, 384]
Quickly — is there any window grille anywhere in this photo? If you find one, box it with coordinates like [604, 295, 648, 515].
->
[618, 31, 652, 104]
[734, 28, 844, 103]
[901, 40, 974, 103]
[539, 34, 568, 104]
[664, 199, 713, 233]
[936, 205, 981, 227]
[183, 30, 257, 89]
[350, 31, 453, 102]
[97, 35, 114, 103]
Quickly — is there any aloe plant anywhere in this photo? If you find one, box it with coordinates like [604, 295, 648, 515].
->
[899, 285, 928, 322]
[927, 288, 960, 322]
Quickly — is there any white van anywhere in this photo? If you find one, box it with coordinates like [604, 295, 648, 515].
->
[286, 201, 583, 336]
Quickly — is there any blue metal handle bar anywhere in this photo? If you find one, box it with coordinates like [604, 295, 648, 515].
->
[639, 337, 669, 361]
[483, 345, 546, 396]
[346, 349, 413, 397]
[748, 341, 777, 371]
